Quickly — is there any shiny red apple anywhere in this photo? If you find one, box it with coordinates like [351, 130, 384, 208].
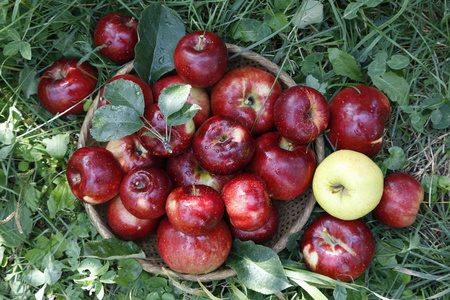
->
[301, 213, 375, 282]
[327, 85, 391, 157]
[66, 147, 123, 205]
[273, 85, 329, 145]
[210, 66, 283, 135]
[94, 13, 138, 63]
[245, 131, 316, 200]
[374, 172, 424, 228]
[37, 58, 97, 116]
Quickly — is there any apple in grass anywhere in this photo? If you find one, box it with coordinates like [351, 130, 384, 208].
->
[152, 74, 211, 128]
[94, 13, 138, 63]
[222, 173, 272, 232]
[301, 213, 375, 282]
[210, 66, 283, 135]
[273, 85, 329, 145]
[119, 165, 172, 220]
[327, 85, 391, 157]
[165, 184, 224, 236]
[192, 114, 255, 175]
[37, 58, 97, 116]
[99, 74, 153, 108]
[374, 172, 424, 228]
[157, 217, 232, 274]
[312, 149, 384, 220]
[245, 131, 316, 200]
[107, 196, 160, 241]
[166, 147, 233, 192]
[174, 31, 228, 88]
[105, 133, 165, 173]
[66, 147, 123, 205]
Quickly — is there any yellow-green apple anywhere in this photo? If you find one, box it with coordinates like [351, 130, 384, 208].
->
[374, 172, 424, 228]
[301, 213, 375, 282]
[312, 149, 384, 220]
[273, 85, 329, 145]
[327, 85, 391, 157]
[210, 66, 283, 135]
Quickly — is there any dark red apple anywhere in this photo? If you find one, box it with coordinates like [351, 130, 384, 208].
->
[327, 85, 391, 157]
[99, 74, 153, 108]
[229, 203, 279, 244]
[245, 131, 316, 200]
[301, 213, 375, 282]
[105, 133, 165, 173]
[107, 196, 160, 241]
[138, 103, 195, 157]
[94, 13, 138, 63]
[166, 147, 233, 192]
[157, 217, 232, 274]
[165, 184, 224, 236]
[173, 31, 228, 88]
[211, 66, 283, 135]
[222, 173, 272, 232]
[273, 85, 329, 145]
[374, 172, 424, 228]
[119, 165, 172, 220]
[151, 74, 211, 128]
[66, 146, 123, 205]
[192, 115, 255, 175]
[37, 58, 97, 116]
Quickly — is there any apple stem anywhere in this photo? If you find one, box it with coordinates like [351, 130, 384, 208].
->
[191, 183, 197, 196]
[321, 228, 357, 256]
[134, 181, 145, 189]
[331, 184, 344, 194]
[141, 119, 173, 154]
[196, 35, 204, 51]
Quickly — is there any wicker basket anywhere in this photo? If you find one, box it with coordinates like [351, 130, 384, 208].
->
[78, 44, 324, 282]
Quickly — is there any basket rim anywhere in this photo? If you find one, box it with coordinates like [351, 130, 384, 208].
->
[78, 43, 323, 282]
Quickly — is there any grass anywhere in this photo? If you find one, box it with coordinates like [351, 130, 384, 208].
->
[1, 0, 449, 299]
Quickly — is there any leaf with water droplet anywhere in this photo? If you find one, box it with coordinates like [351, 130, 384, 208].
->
[103, 79, 145, 116]
[134, 3, 185, 84]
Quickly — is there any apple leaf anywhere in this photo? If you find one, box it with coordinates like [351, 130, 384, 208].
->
[328, 48, 364, 82]
[166, 103, 201, 127]
[103, 79, 145, 115]
[90, 105, 144, 142]
[158, 84, 191, 118]
[226, 240, 291, 295]
[134, 3, 185, 84]
[371, 71, 409, 106]
[231, 18, 272, 42]
[84, 238, 145, 260]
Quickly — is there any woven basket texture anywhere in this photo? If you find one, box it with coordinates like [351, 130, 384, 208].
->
[78, 43, 324, 282]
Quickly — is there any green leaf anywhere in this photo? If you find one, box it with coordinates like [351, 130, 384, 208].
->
[158, 84, 192, 118]
[372, 71, 409, 105]
[103, 79, 145, 115]
[231, 18, 272, 43]
[292, 0, 324, 29]
[166, 103, 201, 127]
[0, 200, 33, 248]
[328, 48, 364, 81]
[305, 75, 328, 94]
[343, 0, 384, 19]
[134, 4, 185, 84]
[226, 240, 291, 294]
[264, 12, 289, 32]
[84, 238, 146, 260]
[41, 133, 70, 159]
[90, 105, 144, 142]
[3, 40, 21, 56]
[19, 41, 32, 60]
[387, 55, 410, 70]
[115, 259, 142, 288]
[47, 177, 76, 219]
[368, 50, 387, 77]
[384, 146, 406, 170]
[431, 105, 450, 129]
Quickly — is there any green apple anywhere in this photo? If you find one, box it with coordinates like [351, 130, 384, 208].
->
[312, 149, 384, 220]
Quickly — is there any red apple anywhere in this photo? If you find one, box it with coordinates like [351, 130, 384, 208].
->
[173, 31, 228, 88]
[152, 74, 211, 128]
[192, 115, 255, 175]
[327, 85, 391, 157]
[166, 147, 233, 192]
[94, 13, 138, 63]
[119, 165, 172, 220]
[105, 133, 165, 173]
[222, 173, 272, 232]
[301, 213, 375, 282]
[107, 196, 160, 241]
[66, 147, 123, 205]
[245, 131, 316, 200]
[99, 74, 153, 108]
[374, 172, 424, 228]
[273, 85, 329, 145]
[37, 58, 97, 116]
[157, 217, 232, 274]
[138, 103, 196, 157]
[210, 66, 283, 135]
[229, 203, 279, 244]
[165, 184, 224, 236]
